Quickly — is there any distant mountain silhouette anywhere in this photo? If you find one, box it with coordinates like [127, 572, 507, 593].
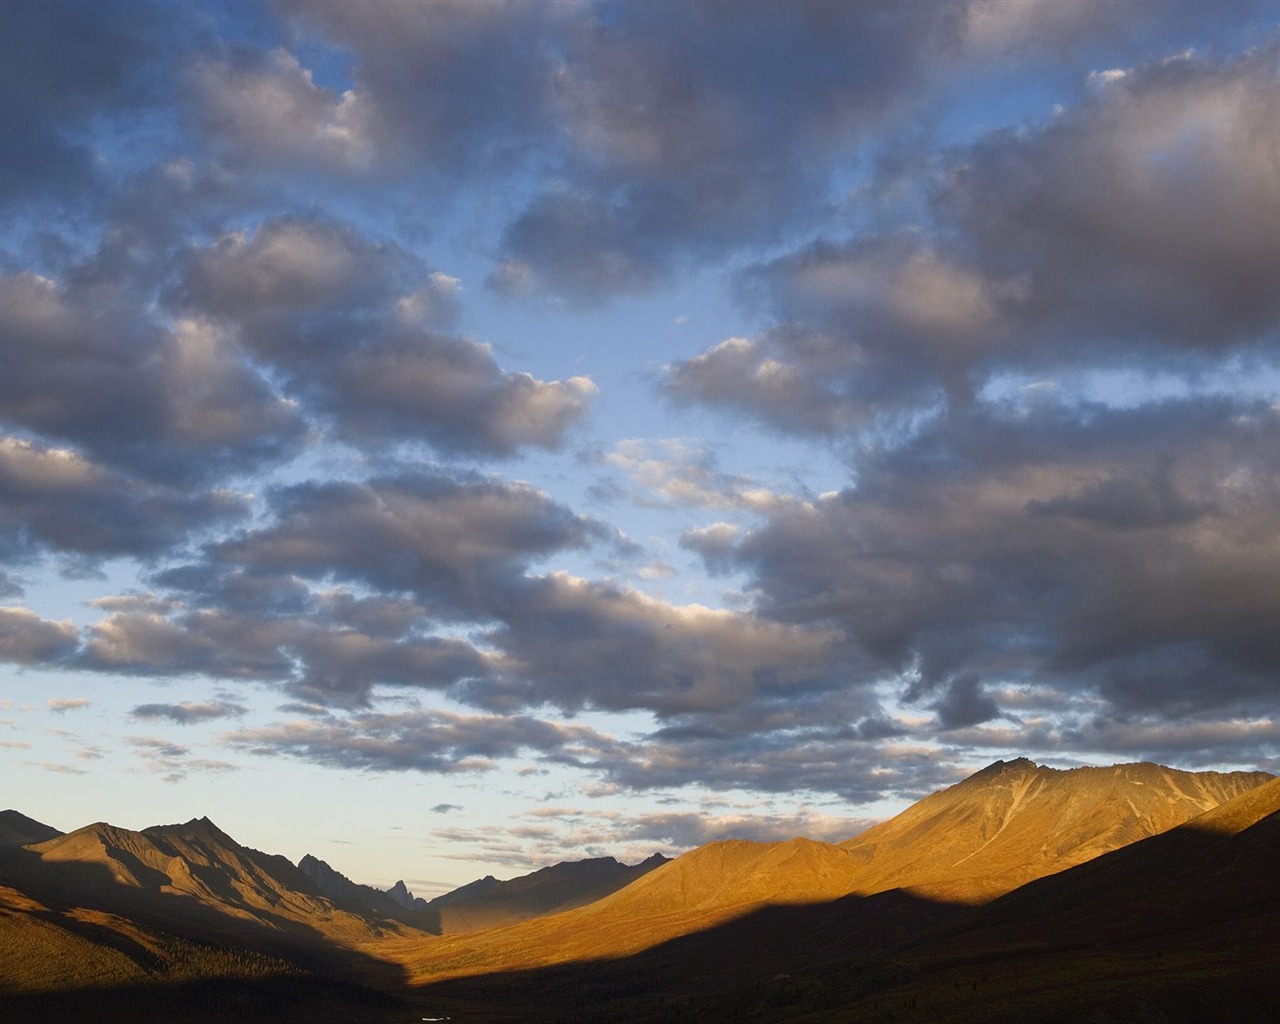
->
[298, 854, 440, 932]
[0, 811, 62, 848]
[428, 852, 669, 933]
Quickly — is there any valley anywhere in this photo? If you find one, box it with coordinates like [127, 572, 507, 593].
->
[3, 760, 1278, 1022]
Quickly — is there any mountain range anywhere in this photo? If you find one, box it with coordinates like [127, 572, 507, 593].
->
[3, 758, 1278, 1023]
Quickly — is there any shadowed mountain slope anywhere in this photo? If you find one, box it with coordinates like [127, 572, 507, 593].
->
[429, 853, 669, 934]
[298, 854, 440, 933]
[0, 812, 62, 848]
[384, 760, 1272, 984]
[0, 815, 431, 966]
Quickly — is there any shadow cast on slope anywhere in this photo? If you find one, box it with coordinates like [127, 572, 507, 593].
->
[0, 845, 410, 990]
[408, 819, 1280, 1024]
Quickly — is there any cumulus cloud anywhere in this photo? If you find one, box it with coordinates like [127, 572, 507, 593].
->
[0, 269, 306, 483]
[479, 572, 842, 717]
[0, 0, 171, 208]
[176, 218, 596, 455]
[688, 399, 1280, 722]
[0, 437, 247, 564]
[80, 598, 496, 708]
[668, 46, 1280, 432]
[197, 49, 376, 171]
[938, 46, 1280, 354]
[0, 609, 80, 667]
[213, 471, 607, 618]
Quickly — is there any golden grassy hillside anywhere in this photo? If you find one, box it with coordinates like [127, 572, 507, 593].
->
[383, 759, 1272, 985]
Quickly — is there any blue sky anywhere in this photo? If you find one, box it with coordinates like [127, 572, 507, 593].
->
[2, 0, 1279, 892]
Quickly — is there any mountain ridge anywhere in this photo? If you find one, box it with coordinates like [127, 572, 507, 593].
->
[383, 758, 1273, 983]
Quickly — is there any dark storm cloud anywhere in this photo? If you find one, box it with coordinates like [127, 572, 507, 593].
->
[667, 46, 1280, 429]
[692, 398, 1280, 718]
[0, 436, 247, 563]
[175, 217, 595, 455]
[932, 673, 1001, 730]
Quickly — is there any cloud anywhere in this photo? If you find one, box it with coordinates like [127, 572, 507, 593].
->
[224, 708, 621, 775]
[0, 609, 79, 667]
[0, 0, 173, 208]
[667, 46, 1280, 432]
[24, 761, 88, 776]
[196, 49, 375, 171]
[47, 697, 91, 714]
[129, 700, 246, 724]
[603, 439, 780, 511]
[431, 803, 462, 814]
[937, 45, 1280, 354]
[686, 398, 1280, 724]
[79, 596, 496, 708]
[477, 572, 842, 717]
[127, 735, 239, 783]
[932, 673, 1001, 730]
[213, 470, 608, 618]
[0, 269, 306, 484]
[0, 436, 247, 564]
[177, 218, 596, 456]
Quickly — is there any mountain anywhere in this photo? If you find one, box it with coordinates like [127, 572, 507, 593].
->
[947, 772, 1280, 950]
[0, 815, 420, 1021]
[0, 815, 431, 964]
[387, 759, 1272, 984]
[0, 811, 62, 848]
[405, 771, 1280, 1024]
[836, 757, 1272, 901]
[298, 854, 440, 932]
[428, 853, 670, 934]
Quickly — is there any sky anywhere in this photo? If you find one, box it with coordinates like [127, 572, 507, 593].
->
[2, 0, 1279, 895]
